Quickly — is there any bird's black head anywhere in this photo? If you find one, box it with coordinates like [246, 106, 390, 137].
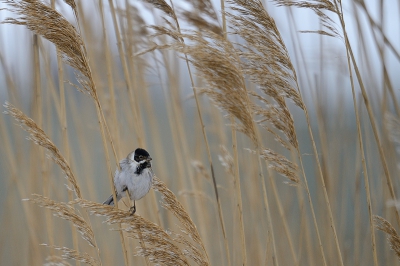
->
[133, 148, 152, 174]
[133, 148, 151, 163]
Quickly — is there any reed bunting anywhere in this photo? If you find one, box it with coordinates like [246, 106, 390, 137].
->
[103, 148, 154, 214]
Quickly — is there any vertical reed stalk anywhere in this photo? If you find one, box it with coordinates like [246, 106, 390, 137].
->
[335, 0, 400, 226]
[230, 116, 247, 266]
[260, 159, 279, 266]
[342, 10, 379, 266]
[268, 170, 298, 264]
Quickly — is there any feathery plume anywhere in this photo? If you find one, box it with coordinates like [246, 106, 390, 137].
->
[374, 215, 400, 260]
[152, 176, 209, 264]
[218, 145, 234, 176]
[2, 0, 96, 97]
[174, 234, 209, 266]
[181, 0, 222, 35]
[260, 148, 299, 184]
[41, 245, 99, 266]
[3, 102, 81, 197]
[44, 255, 72, 266]
[142, 0, 177, 21]
[174, 31, 258, 145]
[76, 199, 191, 265]
[273, 0, 341, 38]
[227, 0, 303, 108]
[227, 0, 301, 151]
[25, 194, 95, 247]
[191, 160, 211, 180]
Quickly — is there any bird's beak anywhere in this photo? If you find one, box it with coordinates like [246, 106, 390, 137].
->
[147, 157, 152, 161]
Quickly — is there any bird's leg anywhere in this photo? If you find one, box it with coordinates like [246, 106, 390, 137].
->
[124, 187, 136, 215]
[130, 201, 136, 215]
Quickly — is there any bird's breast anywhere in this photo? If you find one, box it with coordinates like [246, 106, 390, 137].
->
[127, 169, 153, 200]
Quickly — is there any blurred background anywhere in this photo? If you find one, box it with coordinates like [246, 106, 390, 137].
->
[1, 0, 400, 265]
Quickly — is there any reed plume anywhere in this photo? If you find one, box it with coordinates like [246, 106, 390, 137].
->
[152, 176, 210, 265]
[44, 255, 72, 266]
[41, 245, 99, 266]
[374, 216, 400, 260]
[25, 194, 96, 247]
[77, 198, 196, 266]
[1, 0, 95, 97]
[3, 102, 81, 198]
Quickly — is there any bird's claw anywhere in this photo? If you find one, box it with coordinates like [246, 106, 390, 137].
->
[129, 205, 136, 215]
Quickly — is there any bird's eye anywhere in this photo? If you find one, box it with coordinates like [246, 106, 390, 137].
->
[139, 155, 144, 160]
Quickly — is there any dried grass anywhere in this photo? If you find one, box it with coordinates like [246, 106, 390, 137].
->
[1, 0, 95, 97]
[374, 216, 400, 260]
[273, 0, 340, 38]
[152, 177, 209, 264]
[76, 199, 192, 266]
[218, 145, 234, 176]
[43, 255, 72, 266]
[25, 194, 96, 247]
[174, 30, 258, 146]
[41, 245, 99, 266]
[260, 149, 299, 184]
[3, 102, 81, 198]
[191, 160, 211, 180]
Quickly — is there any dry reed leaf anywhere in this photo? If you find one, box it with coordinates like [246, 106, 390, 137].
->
[3, 102, 81, 198]
[191, 160, 211, 180]
[152, 176, 209, 264]
[300, 29, 336, 37]
[25, 194, 96, 247]
[251, 148, 299, 184]
[76, 199, 190, 266]
[41, 245, 99, 266]
[2, 0, 95, 97]
[374, 215, 400, 260]
[44, 255, 72, 266]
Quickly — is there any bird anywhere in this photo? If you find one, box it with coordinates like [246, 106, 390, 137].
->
[103, 148, 154, 214]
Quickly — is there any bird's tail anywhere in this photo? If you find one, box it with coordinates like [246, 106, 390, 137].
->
[103, 195, 114, 206]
